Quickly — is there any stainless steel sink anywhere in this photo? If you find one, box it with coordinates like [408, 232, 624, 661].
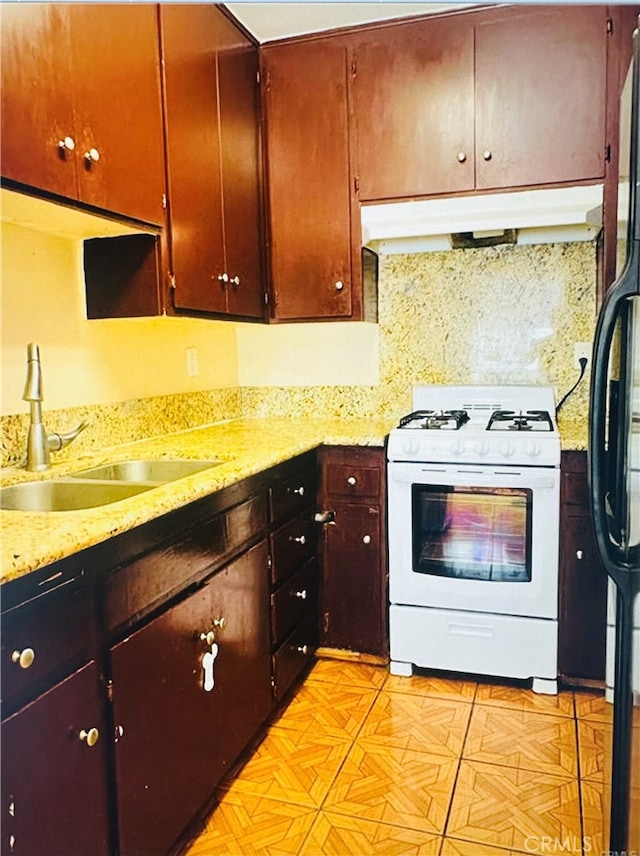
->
[71, 459, 222, 484]
[0, 480, 152, 512]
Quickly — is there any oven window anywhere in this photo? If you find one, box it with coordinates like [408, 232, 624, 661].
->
[411, 485, 533, 582]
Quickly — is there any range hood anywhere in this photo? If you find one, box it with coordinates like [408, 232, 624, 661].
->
[361, 184, 604, 253]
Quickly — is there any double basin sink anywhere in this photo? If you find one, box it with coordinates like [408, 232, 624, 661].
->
[0, 459, 223, 512]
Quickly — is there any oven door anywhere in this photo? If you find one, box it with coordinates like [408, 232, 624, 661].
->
[388, 461, 560, 619]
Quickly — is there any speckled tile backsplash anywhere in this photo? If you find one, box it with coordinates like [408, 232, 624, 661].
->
[241, 241, 597, 441]
[1, 389, 242, 468]
[1, 241, 596, 466]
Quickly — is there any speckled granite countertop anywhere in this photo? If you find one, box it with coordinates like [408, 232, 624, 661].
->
[0, 418, 394, 585]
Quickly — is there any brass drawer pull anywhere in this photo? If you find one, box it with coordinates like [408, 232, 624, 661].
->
[11, 648, 35, 669]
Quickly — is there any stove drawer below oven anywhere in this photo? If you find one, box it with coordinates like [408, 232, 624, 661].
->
[389, 604, 557, 682]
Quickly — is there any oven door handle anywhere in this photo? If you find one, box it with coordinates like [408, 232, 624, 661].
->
[389, 467, 558, 490]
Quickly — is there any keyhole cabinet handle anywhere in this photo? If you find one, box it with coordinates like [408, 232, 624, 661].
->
[347, 476, 357, 486]
[11, 648, 35, 669]
[79, 727, 100, 747]
[200, 630, 215, 645]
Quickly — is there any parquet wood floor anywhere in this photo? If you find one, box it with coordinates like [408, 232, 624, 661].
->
[185, 661, 624, 856]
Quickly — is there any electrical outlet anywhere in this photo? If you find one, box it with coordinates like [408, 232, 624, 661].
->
[185, 347, 199, 378]
[574, 342, 591, 370]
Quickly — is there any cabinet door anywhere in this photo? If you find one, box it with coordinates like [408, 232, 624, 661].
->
[320, 503, 384, 656]
[475, 6, 608, 190]
[351, 16, 475, 200]
[111, 541, 272, 856]
[1, 662, 109, 856]
[161, 3, 226, 314]
[559, 514, 608, 682]
[263, 38, 354, 320]
[0, 4, 77, 199]
[216, 9, 265, 319]
[68, 4, 166, 224]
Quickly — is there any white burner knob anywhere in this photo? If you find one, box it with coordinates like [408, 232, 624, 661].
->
[450, 439, 465, 456]
[526, 441, 541, 458]
[475, 440, 490, 456]
[402, 437, 420, 456]
[501, 441, 515, 458]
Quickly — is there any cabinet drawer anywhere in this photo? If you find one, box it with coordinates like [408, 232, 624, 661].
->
[270, 513, 315, 586]
[269, 469, 315, 522]
[272, 610, 317, 702]
[325, 464, 380, 500]
[106, 493, 267, 631]
[1, 584, 93, 708]
[271, 559, 316, 647]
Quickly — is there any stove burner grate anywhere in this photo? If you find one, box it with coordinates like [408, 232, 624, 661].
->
[398, 409, 470, 430]
[487, 409, 553, 432]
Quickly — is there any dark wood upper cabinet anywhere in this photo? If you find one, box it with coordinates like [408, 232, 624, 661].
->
[351, 5, 609, 202]
[474, 6, 608, 191]
[161, 4, 264, 319]
[1, 3, 166, 226]
[217, 12, 265, 319]
[351, 16, 475, 200]
[262, 38, 357, 320]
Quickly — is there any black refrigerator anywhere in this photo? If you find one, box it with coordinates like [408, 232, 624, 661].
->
[589, 16, 640, 852]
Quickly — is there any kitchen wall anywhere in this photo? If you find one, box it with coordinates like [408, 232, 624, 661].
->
[1, 215, 597, 466]
[1, 220, 242, 465]
[238, 240, 597, 436]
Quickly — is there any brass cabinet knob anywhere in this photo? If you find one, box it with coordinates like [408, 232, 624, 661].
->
[457, 151, 467, 163]
[79, 727, 100, 747]
[362, 535, 371, 545]
[347, 476, 357, 486]
[84, 147, 100, 163]
[213, 616, 226, 630]
[58, 136, 75, 152]
[11, 648, 35, 669]
[200, 630, 216, 645]
[482, 149, 492, 161]
[335, 280, 344, 291]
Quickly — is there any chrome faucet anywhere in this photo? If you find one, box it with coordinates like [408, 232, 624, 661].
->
[22, 343, 89, 472]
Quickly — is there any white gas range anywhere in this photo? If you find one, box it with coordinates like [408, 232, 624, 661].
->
[387, 385, 561, 694]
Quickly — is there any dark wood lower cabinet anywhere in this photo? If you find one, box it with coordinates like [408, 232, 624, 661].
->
[318, 446, 388, 659]
[558, 450, 607, 683]
[111, 541, 272, 856]
[0, 451, 319, 856]
[1, 662, 110, 856]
